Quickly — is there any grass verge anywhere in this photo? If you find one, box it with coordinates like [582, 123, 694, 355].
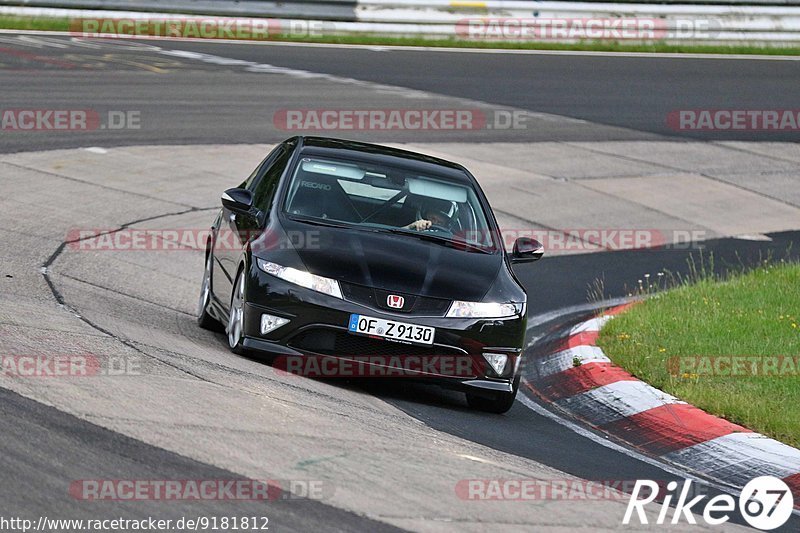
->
[598, 262, 800, 447]
[0, 15, 69, 32]
[2, 15, 800, 56]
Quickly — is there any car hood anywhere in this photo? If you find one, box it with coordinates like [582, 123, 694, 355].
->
[267, 219, 504, 302]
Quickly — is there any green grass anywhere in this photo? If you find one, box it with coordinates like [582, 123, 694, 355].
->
[2, 15, 800, 56]
[0, 16, 69, 32]
[598, 262, 800, 447]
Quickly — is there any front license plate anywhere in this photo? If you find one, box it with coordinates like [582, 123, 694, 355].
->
[348, 314, 434, 345]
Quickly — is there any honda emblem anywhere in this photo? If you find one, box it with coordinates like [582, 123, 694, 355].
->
[387, 295, 404, 309]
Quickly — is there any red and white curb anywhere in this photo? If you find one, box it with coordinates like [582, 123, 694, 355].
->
[523, 303, 800, 506]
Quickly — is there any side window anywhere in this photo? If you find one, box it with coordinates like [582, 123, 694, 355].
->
[240, 145, 282, 190]
[240, 167, 259, 190]
[252, 145, 293, 213]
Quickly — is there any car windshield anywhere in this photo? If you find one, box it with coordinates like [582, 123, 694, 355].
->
[283, 157, 496, 251]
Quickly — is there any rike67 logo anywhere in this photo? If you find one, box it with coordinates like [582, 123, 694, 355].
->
[624, 476, 794, 530]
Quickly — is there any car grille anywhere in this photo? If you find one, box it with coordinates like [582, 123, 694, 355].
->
[340, 282, 451, 316]
[286, 328, 477, 378]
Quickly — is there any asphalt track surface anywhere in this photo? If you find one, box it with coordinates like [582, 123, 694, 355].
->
[1, 33, 800, 155]
[1, 33, 799, 531]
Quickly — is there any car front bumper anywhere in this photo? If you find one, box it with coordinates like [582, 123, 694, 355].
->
[240, 264, 526, 392]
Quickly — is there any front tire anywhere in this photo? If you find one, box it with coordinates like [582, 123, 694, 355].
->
[466, 376, 519, 414]
[226, 269, 246, 354]
[197, 249, 223, 331]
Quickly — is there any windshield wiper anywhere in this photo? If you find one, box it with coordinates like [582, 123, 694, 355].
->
[288, 217, 494, 253]
[380, 228, 492, 254]
[287, 215, 352, 229]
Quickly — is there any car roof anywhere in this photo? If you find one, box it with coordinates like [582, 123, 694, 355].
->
[295, 136, 473, 183]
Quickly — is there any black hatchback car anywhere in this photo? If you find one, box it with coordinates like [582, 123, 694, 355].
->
[197, 136, 543, 413]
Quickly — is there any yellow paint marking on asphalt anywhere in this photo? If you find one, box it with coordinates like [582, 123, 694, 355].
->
[450, 1, 487, 7]
[101, 53, 169, 73]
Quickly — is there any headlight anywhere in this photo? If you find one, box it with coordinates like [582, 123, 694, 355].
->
[446, 301, 523, 318]
[256, 259, 343, 299]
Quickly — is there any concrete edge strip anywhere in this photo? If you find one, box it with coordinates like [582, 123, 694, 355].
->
[525, 302, 800, 505]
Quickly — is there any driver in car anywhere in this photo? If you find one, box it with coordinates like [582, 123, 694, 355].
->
[404, 198, 454, 231]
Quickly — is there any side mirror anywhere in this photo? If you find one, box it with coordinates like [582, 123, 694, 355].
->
[511, 237, 544, 263]
[221, 187, 254, 214]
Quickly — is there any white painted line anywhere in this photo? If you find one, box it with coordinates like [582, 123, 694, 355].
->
[1, 28, 800, 61]
[518, 393, 800, 518]
[569, 315, 612, 334]
[525, 296, 637, 332]
[555, 380, 685, 426]
[734, 233, 773, 241]
[663, 432, 800, 484]
[533, 345, 610, 378]
[151, 47, 591, 127]
[515, 392, 739, 492]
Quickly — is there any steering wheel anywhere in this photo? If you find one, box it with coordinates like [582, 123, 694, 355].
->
[423, 224, 452, 234]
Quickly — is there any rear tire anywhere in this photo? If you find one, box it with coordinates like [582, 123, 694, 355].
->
[197, 249, 223, 331]
[466, 376, 519, 414]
